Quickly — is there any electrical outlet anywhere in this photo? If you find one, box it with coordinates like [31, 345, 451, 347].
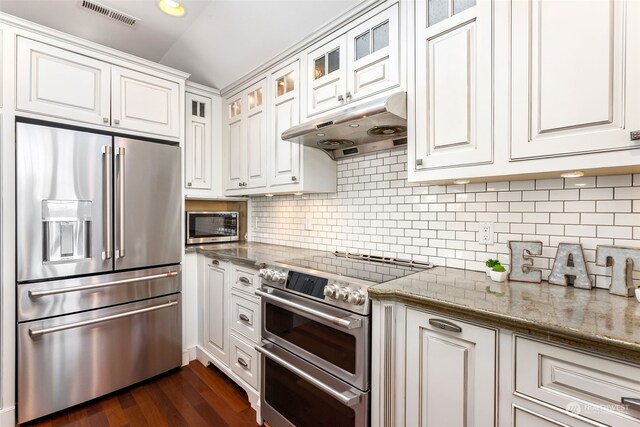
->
[254, 217, 259, 230]
[305, 214, 313, 231]
[478, 222, 494, 245]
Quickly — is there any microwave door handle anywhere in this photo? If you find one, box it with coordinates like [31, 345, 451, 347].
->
[255, 344, 361, 407]
[116, 147, 125, 258]
[102, 146, 113, 260]
[255, 288, 362, 330]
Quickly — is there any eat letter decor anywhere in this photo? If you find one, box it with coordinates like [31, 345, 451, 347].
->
[508, 241, 543, 283]
[595, 246, 640, 297]
[548, 243, 592, 289]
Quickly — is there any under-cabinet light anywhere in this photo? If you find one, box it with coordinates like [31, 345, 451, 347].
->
[453, 179, 470, 185]
[560, 170, 585, 178]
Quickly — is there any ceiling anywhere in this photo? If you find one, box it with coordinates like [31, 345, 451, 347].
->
[0, 0, 362, 90]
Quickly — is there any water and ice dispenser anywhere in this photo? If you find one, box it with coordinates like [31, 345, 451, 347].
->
[42, 200, 92, 264]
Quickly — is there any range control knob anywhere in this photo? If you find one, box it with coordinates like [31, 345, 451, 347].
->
[347, 289, 366, 305]
[274, 271, 287, 284]
[335, 286, 349, 301]
[258, 269, 266, 278]
[323, 284, 337, 298]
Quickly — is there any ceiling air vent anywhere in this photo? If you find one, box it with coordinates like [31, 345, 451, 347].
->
[79, 0, 139, 27]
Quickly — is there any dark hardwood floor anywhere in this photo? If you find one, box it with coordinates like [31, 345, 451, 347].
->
[22, 361, 261, 427]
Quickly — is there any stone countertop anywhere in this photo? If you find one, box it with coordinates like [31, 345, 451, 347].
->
[368, 266, 640, 363]
[185, 242, 328, 267]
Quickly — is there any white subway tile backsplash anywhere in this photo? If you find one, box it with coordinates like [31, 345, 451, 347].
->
[251, 150, 639, 284]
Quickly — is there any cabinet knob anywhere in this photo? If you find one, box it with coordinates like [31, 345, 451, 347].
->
[346, 91, 352, 101]
[103, 117, 109, 124]
[291, 176, 297, 182]
[631, 130, 640, 141]
[337, 95, 344, 103]
[416, 158, 424, 167]
[114, 119, 120, 125]
[187, 182, 192, 187]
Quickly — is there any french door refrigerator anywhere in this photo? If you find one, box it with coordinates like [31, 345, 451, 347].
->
[16, 121, 182, 423]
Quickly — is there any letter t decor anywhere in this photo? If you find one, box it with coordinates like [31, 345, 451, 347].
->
[596, 245, 640, 297]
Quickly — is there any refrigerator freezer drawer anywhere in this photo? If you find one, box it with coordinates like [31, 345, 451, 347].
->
[17, 294, 182, 424]
[17, 265, 181, 322]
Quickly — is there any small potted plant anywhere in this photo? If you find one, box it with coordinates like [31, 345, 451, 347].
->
[485, 259, 500, 276]
[490, 264, 508, 282]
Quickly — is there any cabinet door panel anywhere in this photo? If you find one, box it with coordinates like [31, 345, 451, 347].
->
[307, 37, 347, 116]
[511, 0, 640, 159]
[112, 67, 180, 138]
[16, 37, 110, 126]
[203, 263, 228, 365]
[226, 118, 243, 190]
[405, 309, 496, 427]
[270, 61, 301, 187]
[413, 3, 493, 171]
[246, 110, 267, 188]
[347, 3, 399, 101]
[185, 93, 212, 190]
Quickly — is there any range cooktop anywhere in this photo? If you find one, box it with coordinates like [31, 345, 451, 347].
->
[278, 251, 434, 284]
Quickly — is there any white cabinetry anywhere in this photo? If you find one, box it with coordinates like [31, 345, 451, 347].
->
[16, 37, 181, 139]
[405, 308, 496, 426]
[411, 0, 493, 174]
[510, 0, 640, 160]
[201, 258, 229, 365]
[224, 78, 267, 193]
[184, 82, 224, 198]
[306, 2, 400, 117]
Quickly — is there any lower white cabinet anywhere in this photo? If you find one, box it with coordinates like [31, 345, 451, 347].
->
[195, 255, 262, 423]
[405, 308, 497, 426]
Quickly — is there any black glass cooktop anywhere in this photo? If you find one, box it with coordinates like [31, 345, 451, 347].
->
[279, 252, 434, 284]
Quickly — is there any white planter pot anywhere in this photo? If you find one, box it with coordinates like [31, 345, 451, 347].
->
[490, 270, 508, 282]
[635, 288, 640, 303]
[485, 267, 492, 276]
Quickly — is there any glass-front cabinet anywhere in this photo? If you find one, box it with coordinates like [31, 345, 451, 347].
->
[306, 2, 400, 117]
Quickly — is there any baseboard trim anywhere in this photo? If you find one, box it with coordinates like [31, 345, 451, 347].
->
[182, 346, 197, 366]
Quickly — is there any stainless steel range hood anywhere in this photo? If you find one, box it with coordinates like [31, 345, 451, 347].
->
[281, 91, 407, 160]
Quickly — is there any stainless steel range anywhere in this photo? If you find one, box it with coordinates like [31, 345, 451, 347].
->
[256, 252, 433, 427]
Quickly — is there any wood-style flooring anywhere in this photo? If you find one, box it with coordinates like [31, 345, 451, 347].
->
[22, 361, 261, 427]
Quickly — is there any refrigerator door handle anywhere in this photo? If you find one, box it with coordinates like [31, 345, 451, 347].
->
[28, 300, 178, 337]
[28, 271, 179, 298]
[117, 147, 126, 258]
[102, 146, 113, 260]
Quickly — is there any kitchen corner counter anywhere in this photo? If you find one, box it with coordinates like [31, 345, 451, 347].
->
[185, 242, 328, 267]
[369, 266, 640, 363]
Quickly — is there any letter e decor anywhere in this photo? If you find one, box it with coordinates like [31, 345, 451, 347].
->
[596, 246, 640, 297]
[508, 241, 543, 283]
[548, 243, 592, 289]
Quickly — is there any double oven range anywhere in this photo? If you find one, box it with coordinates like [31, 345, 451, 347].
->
[257, 252, 433, 427]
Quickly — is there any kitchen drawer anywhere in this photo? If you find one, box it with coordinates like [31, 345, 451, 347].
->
[232, 264, 259, 293]
[515, 336, 640, 426]
[230, 333, 259, 390]
[512, 404, 593, 427]
[230, 290, 260, 343]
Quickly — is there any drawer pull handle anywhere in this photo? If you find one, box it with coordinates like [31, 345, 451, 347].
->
[622, 397, 640, 411]
[29, 300, 178, 337]
[429, 318, 462, 333]
[237, 357, 249, 369]
[239, 314, 250, 322]
[209, 260, 220, 267]
[238, 276, 251, 285]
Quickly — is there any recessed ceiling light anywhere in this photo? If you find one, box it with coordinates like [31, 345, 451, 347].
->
[158, 0, 185, 17]
[453, 179, 470, 185]
[560, 170, 585, 178]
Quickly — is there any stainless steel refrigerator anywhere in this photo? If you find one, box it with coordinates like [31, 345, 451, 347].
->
[16, 122, 182, 423]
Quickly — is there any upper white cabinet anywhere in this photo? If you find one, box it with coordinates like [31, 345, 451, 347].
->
[16, 37, 110, 126]
[510, 0, 640, 160]
[306, 2, 400, 117]
[269, 60, 301, 187]
[185, 88, 215, 195]
[111, 67, 180, 138]
[411, 0, 493, 172]
[16, 37, 181, 139]
[224, 78, 268, 193]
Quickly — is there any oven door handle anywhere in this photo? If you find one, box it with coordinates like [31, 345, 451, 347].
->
[256, 344, 361, 407]
[255, 288, 362, 330]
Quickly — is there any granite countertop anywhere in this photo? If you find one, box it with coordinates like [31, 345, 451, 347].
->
[185, 242, 329, 267]
[368, 266, 640, 363]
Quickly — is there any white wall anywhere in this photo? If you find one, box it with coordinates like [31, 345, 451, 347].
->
[251, 148, 640, 289]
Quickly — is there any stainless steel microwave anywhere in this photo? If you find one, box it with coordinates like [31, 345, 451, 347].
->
[186, 211, 239, 244]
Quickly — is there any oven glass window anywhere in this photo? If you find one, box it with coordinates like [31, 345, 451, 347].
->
[264, 358, 356, 427]
[188, 214, 237, 238]
[265, 303, 356, 373]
